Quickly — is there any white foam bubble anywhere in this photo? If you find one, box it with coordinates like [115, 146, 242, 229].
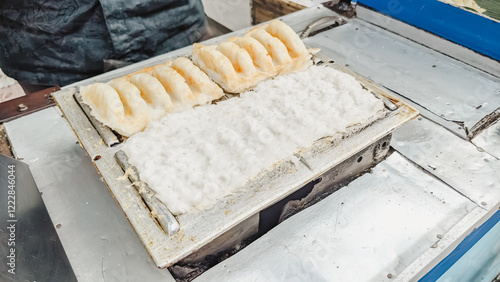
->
[122, 65, 385, 215]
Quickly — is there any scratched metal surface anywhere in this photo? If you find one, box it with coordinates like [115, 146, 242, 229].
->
[4, 108, 175, 282]
[196, 152, 479, 282]
[0, 154, 77, 282]
[303, 17, 500, 138]
[472, 120, 500, 159]
[391, 117, 500, 207]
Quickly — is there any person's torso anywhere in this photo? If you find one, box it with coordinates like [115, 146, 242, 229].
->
[0, 0, 207, 85]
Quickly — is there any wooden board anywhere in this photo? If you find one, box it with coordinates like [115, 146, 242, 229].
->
[0, 124, 13, 157]
[252, 0, 306, 24]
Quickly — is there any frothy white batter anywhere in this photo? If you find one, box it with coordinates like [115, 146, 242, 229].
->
[122, 66, 385, 215]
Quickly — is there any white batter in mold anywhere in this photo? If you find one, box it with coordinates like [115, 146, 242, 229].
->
[122, 65, 385, 215]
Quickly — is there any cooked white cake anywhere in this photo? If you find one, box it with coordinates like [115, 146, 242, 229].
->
[122, 65, 385, 215]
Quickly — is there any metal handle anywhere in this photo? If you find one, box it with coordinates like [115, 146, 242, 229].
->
[75, 91, 120, 147]
[115, 150, 180, 235]
[300, 16, 345, 39]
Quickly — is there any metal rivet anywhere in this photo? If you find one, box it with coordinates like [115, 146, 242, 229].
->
[93, 155, 101, 161]
[56, 223, 62, 228]
[436, 234, 443, 239]
[18, 104, 28, 112]
[481, 202, 487, 206]
[477, 147, 484, 152]
[387, 273, 393, 279]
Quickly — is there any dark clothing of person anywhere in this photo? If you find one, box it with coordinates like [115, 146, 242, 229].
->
[0, 0, 207, 86]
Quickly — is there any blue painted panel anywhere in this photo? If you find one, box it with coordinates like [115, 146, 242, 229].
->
[357, 0, 500, 61]
[420, 210, 500, 281]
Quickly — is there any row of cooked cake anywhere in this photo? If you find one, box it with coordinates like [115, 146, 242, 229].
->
[80, 58, 224, 137]
[81, 20, 317, 137]
[192, 20, 317, 93]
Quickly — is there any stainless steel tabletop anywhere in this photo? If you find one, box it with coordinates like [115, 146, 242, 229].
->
[5, 108, 176, 282]
[0, 154, 77, 282]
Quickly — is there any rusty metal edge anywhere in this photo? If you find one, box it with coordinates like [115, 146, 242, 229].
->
[0, 86, 60, 123]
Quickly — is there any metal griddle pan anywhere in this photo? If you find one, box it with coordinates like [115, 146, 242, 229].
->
[52, 53, 418, 268]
